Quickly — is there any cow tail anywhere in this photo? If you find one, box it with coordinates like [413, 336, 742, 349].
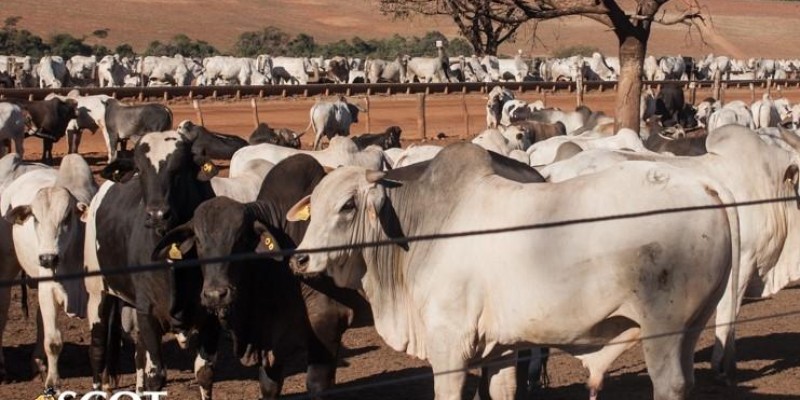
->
[164, 105, 174, 129]
[719, 184, 741, 345]
[20, 272, 29, 318]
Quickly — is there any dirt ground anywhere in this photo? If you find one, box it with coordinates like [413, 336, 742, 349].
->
[3, 90, 800, 400]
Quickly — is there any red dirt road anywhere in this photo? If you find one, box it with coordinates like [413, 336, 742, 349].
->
[3, 91, 800, 400]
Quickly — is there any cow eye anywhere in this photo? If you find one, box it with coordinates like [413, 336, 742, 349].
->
[340, 198, 356, 212]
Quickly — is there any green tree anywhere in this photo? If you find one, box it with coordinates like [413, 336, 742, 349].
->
[234, 26, 290, 57]
[49, 33, 92, 58]
[287, 33, 318, 57]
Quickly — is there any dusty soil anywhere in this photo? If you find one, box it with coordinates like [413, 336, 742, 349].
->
[4, 0, 800, 58]
[3, 90, 800, 400]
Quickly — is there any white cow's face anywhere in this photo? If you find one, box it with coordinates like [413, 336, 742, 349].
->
[6, 187, 87, 269]
[289, 167, 387, 286]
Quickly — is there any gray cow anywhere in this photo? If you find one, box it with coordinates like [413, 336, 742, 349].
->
[100, 98, 173, 161]
[305, 97, 365, 150]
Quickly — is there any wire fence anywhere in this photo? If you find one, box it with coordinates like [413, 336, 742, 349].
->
[8, 193, 800, 397]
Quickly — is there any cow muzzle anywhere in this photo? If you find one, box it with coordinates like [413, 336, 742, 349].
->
[202, 286, 233, 311]
[39, 254, 59, 269]
[289, 253, 311, 275]
[144, 208, 171, 230]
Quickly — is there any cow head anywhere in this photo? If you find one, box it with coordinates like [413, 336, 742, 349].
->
[5, 187, 88, 269]
[102, 130, 218, 232]
[384, 126, 402, 149]
[288, 167, 401, 286]
[152, 197, 283, 314]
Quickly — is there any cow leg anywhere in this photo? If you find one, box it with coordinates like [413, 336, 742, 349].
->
[305, 306, 348, 397]
[134, 335, 146, 393]
[195, 316, 220, 400]
[67, 129, 82, 154]
[88, 292, 120, 391]
[641, 326, 690, 400]
[711, 259, 751, 385]
[33, 307, 47, 380]
[312, 133, 323, 151]
[137, 312, 166, 391]
[41, 139, 54, 165]
[38, 282, 63, 390]
[258, 352, 285, 399]
[576, 327, 639, 400]
[12, 137, 22, 158]
[427, 334, 469, 400]
[481, 351, 516, 400]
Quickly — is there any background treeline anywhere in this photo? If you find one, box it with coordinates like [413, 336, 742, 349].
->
[0, 16, 475, 59]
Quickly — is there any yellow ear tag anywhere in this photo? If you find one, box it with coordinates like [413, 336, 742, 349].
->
[264, 236, 275, 250]
[202, 162, 214, 173]
[35, 395, 55, 400]
[169, 243, 183, 260]
[294, 204, 310, 221]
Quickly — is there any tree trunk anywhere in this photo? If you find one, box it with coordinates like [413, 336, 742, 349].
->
[615, 32, 647, 133]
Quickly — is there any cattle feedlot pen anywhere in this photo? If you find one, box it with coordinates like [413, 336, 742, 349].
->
[2, 194, 797, 288]
[3, 193, 798, 398]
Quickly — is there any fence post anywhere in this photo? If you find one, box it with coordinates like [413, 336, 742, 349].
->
[689, 81, 697, 105]
[250, 98, 260, 128]
[461, 92, 470, 138]
[193, 100, 204, 126]
[576, 74, 584, 107]
[749, 83, 755, 104]
[712, 72, 722, 101]
[417, 93, 427, 140]
[365, 95, 371, 133]
[767, 77, 773, 97]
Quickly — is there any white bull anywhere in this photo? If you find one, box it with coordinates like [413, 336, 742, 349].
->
[541, 126, 800, 383]
[527, 128, 649, 166]
[229, 136, 386, 176]
[38, 55, 69, 88]
[0, 102, 29, 157]
[289, 143, 739, 400]
[1, 154, 96, 391]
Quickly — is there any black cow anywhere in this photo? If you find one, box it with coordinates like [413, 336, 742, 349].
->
[90, 130, 220, 395]
[248, 123, 303, 149]
[152, 154, 371, 398]
[176, 120, 249, 160]
[644, 127, 707, 156]
[351, 125, 402, 150]
[21, 98, 77, 164]
[101, 98, 173, 161]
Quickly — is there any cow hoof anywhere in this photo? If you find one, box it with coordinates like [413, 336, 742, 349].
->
[713, 373, 734, 387]
[32, 358, 47, 381]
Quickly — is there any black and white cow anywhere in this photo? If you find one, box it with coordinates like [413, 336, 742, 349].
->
[21, 98, 78, 164]
[248, 123, 303, 149]
[176, 120, 249, 160]
[86, 130, 220, 396]
[100, 98, 173, 161]
[350, 126, 402, 150]
[152, 154, 371, 399]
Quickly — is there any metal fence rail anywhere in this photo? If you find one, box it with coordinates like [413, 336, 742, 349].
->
[1, 79, 799, 101]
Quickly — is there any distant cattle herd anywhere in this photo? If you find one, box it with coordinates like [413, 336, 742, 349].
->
[0, 51, 799, 90]
[1, 51, 800, 400]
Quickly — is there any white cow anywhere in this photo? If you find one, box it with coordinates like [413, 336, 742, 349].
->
[1, 154, 96, 391]
[202, 56, 257, 85]
[38, 55, 69, 88]
[583, 52, 617, 81]
[97, 55, 134, 87]
[364, 57, 407, 83]
[210, 159, 274, 203]
[404, 54, 449, 83]
[541, 126, 800, 382]
[527, 128, 649, 166]
[66, 55, 97, 85]
[257, 55, 312, 85]
[751, 94, 781, 129]
[229, 136, 386, 177]
[289, 143, 739, 400]
[138, 55, 191, 86]
[486, 86, 514, 129]
[384, 144, 443, 168]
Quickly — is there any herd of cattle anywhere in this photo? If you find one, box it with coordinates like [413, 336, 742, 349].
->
[1, 51, 800, 89]
[2, 83, 800, 400]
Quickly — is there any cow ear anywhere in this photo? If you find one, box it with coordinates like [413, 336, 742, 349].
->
[196, 160, 219, 181]
[287, 195, 311, 222]
[76, 202, 90, 222]
[102, 159, 136, 183]
[152, 223, 196, 261]
[5, 205, 32, 225]
[253, 221, 283, 261]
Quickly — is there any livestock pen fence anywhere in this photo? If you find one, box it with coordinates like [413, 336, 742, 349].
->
[3, 78, 800, 141]
[4, 193, 800, 398]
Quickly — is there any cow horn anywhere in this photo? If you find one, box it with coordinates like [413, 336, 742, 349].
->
[779, 128, 800, 151]
[365, 170, 386, 183]
[295, 130, 306, 138]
